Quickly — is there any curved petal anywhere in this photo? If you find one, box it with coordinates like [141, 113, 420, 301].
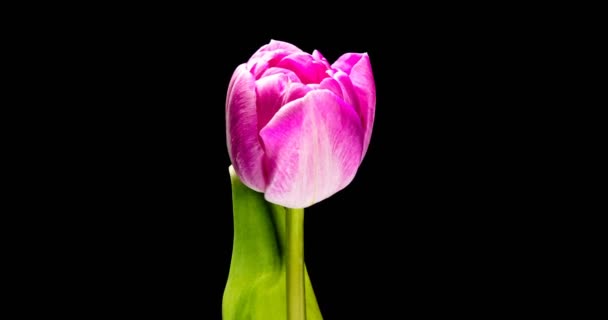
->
[331, 52, 362, 75]
[312, 50, 332, 70]
[282, 82, 312, 105]
[332, 71, 359, 111]
[226, 64, 266, 191]
[347, 53, 376, 158]
[253, 40, 302, 57]
[276, 52, 330, 84]
[255, 73, 289, 130]
[258, 67, 310, 104]
[333, 53, 375, 158]
[259, 67, 301, 81]
[248, 40, 303, 78]
[259, 90, 364, 208]
[319, 77, 343, 99]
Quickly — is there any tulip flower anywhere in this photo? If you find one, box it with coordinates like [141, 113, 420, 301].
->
[224, 40, 375, 320]
[226, 39, 375, 209]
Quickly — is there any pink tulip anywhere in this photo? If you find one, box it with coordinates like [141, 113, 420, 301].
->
[226, 40, 375, 208]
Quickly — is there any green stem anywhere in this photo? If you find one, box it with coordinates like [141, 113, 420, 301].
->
[286, 207, 305, 320]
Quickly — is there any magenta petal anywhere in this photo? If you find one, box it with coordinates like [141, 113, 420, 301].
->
[276, 52, 330, 84]
[255, 73, 289, 130]
[347, 53, 376, 157]
[255, 70, 311, 129]
[332, 71, 358, 110]
[319, 77, 343, 99]
[283, 82, 312, 105]
[332, 53, 376, 157]
[331, 52, 362, 75]
[226, 64, 266, 192]
[247, 40, 303, 78]
[259, 90, 364, 208]
[252, 40, 302, 57]
[259, 67, 300, 81]
[312, 49, 331, 69]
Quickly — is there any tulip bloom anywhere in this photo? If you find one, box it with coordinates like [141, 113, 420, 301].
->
[226, 40, 375, 208]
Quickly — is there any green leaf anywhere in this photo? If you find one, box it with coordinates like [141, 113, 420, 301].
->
[223, 166, 323, 320]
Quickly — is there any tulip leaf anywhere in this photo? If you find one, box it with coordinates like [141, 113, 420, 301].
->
[223, 166, 324, 320]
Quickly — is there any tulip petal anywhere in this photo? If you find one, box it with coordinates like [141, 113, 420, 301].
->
[248, 40, 303, 78]
[259, 67, 300, 81]
[255, 71, 313, 130]
[312, 50, 332, 70]
[255, 73, 289, 130]
[276, 53, 330, 84]
[253, 40, 302, 57]
[262, 69, 312, 102]
[259, 90, 364, 208]
[332, 71, 358, 111]
[226, 64, 266, 191]
[333, 53, 376, 157]
[331, 52, 362, 75]
[319, 78, 343, 99]
[283, 82, 312, 105]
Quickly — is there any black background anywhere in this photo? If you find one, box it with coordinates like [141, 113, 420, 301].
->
[33, 7, 552, 319]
